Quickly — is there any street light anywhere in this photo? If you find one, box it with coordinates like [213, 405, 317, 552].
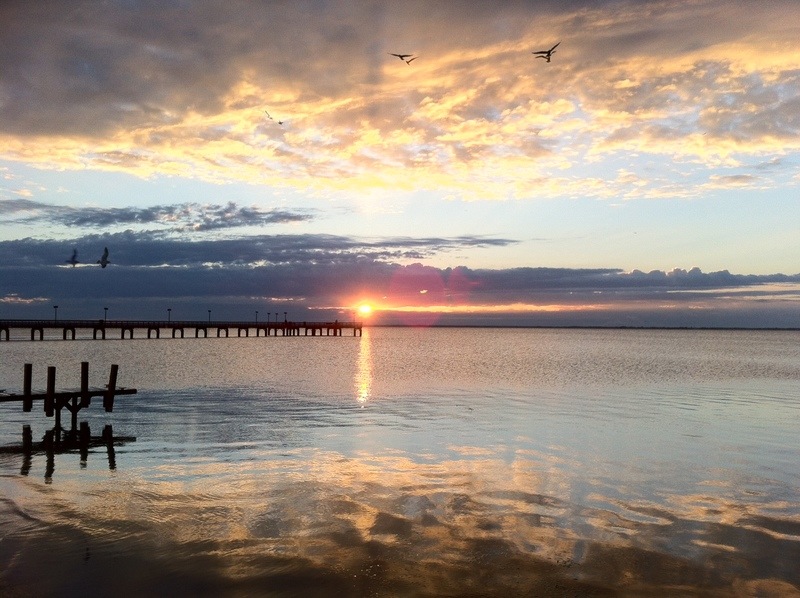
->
[167, 308, 171, 324]
[208, 309, 211, 323]
[284, 311, 287, 322]
[53, 305, 59, 323]
[104, 306, 108, 322]
[255, 310, 259, 324]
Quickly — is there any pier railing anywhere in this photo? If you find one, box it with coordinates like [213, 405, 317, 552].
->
[0, 318, 363, 340]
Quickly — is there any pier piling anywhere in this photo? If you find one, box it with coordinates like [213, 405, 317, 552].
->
[23, 363, 32, 412]
[46, 366, 57, 424]
[2, 363, 136, 428]
[104, 364, 119, 412]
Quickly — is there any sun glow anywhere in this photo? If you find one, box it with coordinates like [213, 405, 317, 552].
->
[358, 304, 373, 316]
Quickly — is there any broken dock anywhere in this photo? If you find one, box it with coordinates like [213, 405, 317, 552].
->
[0, 362, 137, 430]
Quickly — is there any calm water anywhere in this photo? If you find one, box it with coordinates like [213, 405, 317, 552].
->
[1, 327, 799, 597]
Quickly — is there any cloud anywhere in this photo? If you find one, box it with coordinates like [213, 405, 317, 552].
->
[0, 232, 797, 327]
[704, 174, 760, 189]
[0, 199, 313, 232]
[2, 0, 799, 200]
[0, 231, 519, 269]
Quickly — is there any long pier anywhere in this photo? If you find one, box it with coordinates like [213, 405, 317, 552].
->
[0, 318, 363, 341]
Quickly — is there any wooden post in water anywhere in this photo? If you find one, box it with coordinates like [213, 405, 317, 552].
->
[46, 366, 57, 426]
[70, 363, 88, 429]
[104, 364, 118, 412]
[79, 361, 91, 408]
[23, 364, 33, 412]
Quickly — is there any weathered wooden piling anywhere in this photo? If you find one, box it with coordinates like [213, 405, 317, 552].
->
[46, 366, 56, 420]
[1, 362, 136, 429]
[104, 364, 119, 412]
[23, 363, 32, 412]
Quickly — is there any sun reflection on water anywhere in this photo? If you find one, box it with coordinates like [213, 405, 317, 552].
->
[355, 327, 372, 405]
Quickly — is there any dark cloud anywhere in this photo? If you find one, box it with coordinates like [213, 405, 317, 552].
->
[0, 199, 313, 232]
[2, 0, 770, 139]
[0, 233, 797, 327]
[2, 0, 798, 200]
[0, 231, 519, 268]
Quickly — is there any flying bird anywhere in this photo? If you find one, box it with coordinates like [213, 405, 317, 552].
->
[264, 110, 284, 125]
[97, 247, 110, 268]
[532, 41, 560, 62]
[65, 249, 79, 267]
[389, 53, 416, 64]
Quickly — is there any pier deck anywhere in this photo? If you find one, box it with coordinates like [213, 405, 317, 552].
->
[0, 318, 362, 340]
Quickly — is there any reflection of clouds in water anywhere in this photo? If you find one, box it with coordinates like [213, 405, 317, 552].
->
[3, 447, 800, 595]
[355, 327, 372, 405]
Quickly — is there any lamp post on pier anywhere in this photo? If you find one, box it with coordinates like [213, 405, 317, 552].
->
[104, 307, 108, 322]
[53, 305, 59, 323]
[208, 310, 211, 324]
[284, 311, 287, 322]
[167, 308, 171, 324]
[255, 310, 259, 324]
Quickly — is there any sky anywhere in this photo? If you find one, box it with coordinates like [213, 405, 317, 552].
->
[1, 0, 799, 327]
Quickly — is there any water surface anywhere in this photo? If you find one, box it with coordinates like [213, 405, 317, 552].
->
[1, 328, 799, 596]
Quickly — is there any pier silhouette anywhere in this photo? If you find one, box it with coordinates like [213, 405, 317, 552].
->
[0, 318, 363, 340]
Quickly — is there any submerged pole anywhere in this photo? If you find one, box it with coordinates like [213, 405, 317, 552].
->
[79, 361, 90, 408]
[46, 366, 57, 426]
[104, 364, 119, 412]
[23, 363, 33, 412]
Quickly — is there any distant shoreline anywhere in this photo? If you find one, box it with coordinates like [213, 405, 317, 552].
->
[366, 324, 800, 331]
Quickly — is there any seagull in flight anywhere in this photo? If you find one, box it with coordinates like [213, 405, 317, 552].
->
[264, 110, 284, 125]
[65, 249, 79, 267]
[532, 41, 560, 63]
[389, 53, 417, 65]
[97, 247, 110, 268]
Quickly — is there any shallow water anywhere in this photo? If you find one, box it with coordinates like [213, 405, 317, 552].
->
[1, 328, 799, 596]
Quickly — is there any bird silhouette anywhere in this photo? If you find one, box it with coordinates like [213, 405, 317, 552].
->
[265, 110, 284, 125]
[97, 247, 110, 268]
[532, 41, 560, 62]
[389, 53, 416, 64]
[65, 249, 79, 267]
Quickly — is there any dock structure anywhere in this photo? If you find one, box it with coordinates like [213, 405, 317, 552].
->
[0, 319, 363, 341]
[0, 362, 137, 430]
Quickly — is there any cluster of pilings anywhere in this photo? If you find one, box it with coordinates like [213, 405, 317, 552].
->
[0, 362, 137, 430]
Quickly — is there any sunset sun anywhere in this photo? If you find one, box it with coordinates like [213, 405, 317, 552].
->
[358, 304, 373, 316]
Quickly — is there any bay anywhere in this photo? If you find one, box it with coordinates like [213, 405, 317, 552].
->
[1, 327, 799, 596]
